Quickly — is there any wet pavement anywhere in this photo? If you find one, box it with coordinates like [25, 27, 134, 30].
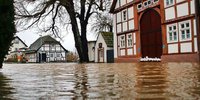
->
[0, 62, 200, 100]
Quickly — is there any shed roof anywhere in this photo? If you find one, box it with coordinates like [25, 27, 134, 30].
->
[101, 32, 113, 47]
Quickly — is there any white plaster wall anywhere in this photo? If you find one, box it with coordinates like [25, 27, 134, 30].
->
[165, 7, 175, 20]
[168, 44, 179, 53]
[194, 37, 198, 52]
[190, 0, 195, 14]
[120, 49, 126, 56]
[116, 0, 120, 8]
[117, 24, 122, 33]
[134, 45, 137, 55]
[121, 0, 126, 6]
[88, 42, 95, 62]
[193, 19, 197, 36]
[133, 33, 136, 43]
[56, 44, 61, 51]
[128, 20, 134, 30]
[127, 48, 133, 55]
[113, 14, 118, 59]
[11, 38, 27, 52]
[176, 0, 185, 3]
[177, 3, 189, 17]
[180, 42, 192, 53]
[128, 7, 134, 19]
[117, 12, 121, 23]
[123, 22, 128, 32]
[127, 0, 132, 3]
[95, 34, 108, 63]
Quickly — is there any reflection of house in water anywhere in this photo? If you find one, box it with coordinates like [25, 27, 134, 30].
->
[110, 0, 199, 62]
[25, 35, 68, 63]
[135, 63, 168, 99]
[94, 32, 114, 63]
[6, 36, 28, 62]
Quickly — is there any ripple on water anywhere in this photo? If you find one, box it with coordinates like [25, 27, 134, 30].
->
[0, 62, 200, 99]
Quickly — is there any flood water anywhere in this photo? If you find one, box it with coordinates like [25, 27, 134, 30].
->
[0, 63, 200, 100]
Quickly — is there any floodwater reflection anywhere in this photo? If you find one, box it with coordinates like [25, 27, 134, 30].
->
[0, 72, 15, 100]
[0, 63, 200, 99]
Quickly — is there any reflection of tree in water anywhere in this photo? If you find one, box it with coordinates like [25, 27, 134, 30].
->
[135, 63, 168, 100]
[73, 65, 88, 100]
[0, 72, 15, 100]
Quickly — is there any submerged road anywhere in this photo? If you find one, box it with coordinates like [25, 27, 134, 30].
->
[0, 63, 200, 100]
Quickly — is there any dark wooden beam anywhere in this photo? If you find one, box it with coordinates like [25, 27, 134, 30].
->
[195, 0, 200, 62]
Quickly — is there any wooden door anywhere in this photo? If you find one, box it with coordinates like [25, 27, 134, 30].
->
[98, 48, 104, 62]
[140, 9, 162, 58]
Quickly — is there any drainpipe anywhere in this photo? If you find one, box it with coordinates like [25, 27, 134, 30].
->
[195, 0, 200, 62]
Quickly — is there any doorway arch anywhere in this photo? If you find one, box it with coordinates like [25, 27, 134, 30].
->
[140, 9, 162, 58]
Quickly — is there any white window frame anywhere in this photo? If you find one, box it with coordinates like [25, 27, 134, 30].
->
[127, 33, 133, 48]
[167, 23, 178, 43]
[119, 35, 126, 48]
[165, 0, 174, 7]
[179, 20, 191, 42]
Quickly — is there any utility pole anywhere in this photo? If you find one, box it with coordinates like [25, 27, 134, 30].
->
[195, 0, 200, 62]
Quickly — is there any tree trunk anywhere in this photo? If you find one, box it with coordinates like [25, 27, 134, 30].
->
[0, 0, 15, 68]
[64, 3, 88, 63]
[81, 21, 89, 62]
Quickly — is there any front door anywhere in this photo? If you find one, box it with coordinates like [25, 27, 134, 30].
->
[98, 48, 104, 62]
[140, 9, 162, 58]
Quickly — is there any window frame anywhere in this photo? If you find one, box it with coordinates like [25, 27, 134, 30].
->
[126, 33, 133, 48]
[165, 0, 174, 7]
[119, 35, 126, 48]
[179, 20, 191, 42]
[167, 23, 178, 43]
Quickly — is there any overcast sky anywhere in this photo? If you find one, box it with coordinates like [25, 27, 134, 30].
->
[16, 28, 97, 52]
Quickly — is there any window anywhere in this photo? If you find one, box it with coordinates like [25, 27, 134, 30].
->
[99, 43, 102, 48]
[165, 0, 174, 6]
[179, 21, 191, 41]
[144, 1, 148, 7]
[119, 35, 125, 48]
[127, 33, 133, 47]
[50, 53, 54, 57]
[137, 3, 142, 10]
[57, 53, 60, 57]
[50, 44, 55, 51]
[15, 39, 19, 44]
[167, 24, 178, 43]
[123, 10, 127, 21]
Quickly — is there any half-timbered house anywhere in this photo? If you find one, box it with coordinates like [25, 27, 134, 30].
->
[25, 35, 68, 63]
[110, 0, 199, 62]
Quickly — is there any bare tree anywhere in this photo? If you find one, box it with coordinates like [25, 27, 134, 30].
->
[15, 0, 111, 62]
[0, 0, 16, 68]
[91, 12, 113, 32]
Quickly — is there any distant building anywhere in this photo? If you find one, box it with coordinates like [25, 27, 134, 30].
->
[110, 0, 198, 62]
[88, 41, 96, 62]
[6, 36, 28, 62]
[25, 35, 68, 63]
[95, 32, 114, 63]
